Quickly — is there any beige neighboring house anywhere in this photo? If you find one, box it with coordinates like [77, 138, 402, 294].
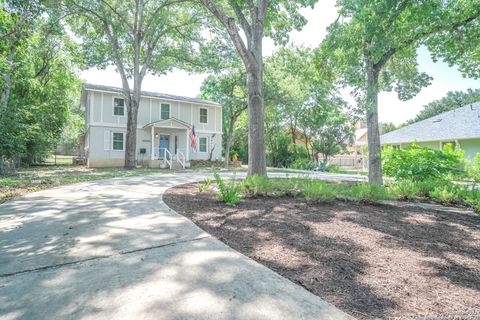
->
[329, 121, 367, 169]
[80, 84, 222, 168]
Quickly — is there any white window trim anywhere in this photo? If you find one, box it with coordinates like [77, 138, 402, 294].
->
[113, 96, 126, 117]
[199, 107, 208, 124]
[160, 103, 170, 120]
[112, 132, 125, 151]
[198, 136, 208, 153]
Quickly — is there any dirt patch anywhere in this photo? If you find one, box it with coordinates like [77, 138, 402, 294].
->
[164, 183, 480, 319]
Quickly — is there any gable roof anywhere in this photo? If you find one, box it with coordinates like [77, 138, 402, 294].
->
[381, 102, 480, 144]
[83, 83, 221, 107]
[142, 117, 192, 129]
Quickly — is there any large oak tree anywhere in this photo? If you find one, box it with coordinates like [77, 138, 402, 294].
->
[323, 0, 480, 184]
[198, 0, 317, 176]
[63, 0, 203, 168]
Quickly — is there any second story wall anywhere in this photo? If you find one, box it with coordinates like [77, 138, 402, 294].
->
[86, 90, 222, 133]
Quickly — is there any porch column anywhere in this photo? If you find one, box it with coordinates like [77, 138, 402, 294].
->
[185, 129, 189, 161]
[151, 126, 155, 160]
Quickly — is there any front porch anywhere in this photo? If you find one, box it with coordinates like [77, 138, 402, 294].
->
[142, 118, 192, 169]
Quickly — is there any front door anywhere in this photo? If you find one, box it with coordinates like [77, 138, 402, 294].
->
[159, 135, 170, 159]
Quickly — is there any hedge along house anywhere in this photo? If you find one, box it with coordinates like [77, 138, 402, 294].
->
[80, 84, 222, 168]
[380, 102, 480, 159]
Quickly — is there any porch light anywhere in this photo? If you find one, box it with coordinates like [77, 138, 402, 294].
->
[155, 133, 159, 138]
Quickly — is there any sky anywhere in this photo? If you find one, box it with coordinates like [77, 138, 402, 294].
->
[80, 0, 479, 125]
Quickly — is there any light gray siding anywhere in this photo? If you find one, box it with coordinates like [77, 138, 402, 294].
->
[84, 88, 222, 165]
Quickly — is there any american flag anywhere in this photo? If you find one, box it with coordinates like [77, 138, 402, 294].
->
[189, 125, 197, 151]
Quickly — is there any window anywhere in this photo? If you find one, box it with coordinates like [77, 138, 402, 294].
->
[112, 132, 124, 151]
[200, 108, 208, 123]
[199, 137, 207, 153]
[113, 98, 125, 116]
[161, 103, 170, 120]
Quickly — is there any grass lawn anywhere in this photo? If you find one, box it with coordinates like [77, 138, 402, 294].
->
[0, 166, 164, 204]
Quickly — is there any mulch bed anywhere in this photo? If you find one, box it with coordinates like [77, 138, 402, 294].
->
[163, 183, 480, 320]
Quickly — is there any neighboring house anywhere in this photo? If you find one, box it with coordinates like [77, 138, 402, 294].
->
[286, 128, 311, 152]
[329, 121, 367, 170]
[381, 102, 480, 159]
[80, 84, 222, 168]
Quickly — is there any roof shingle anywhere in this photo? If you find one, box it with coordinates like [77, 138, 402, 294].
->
[381, 102, 480, 144]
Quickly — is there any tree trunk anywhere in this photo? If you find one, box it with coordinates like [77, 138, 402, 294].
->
[366, 65, 383, 185]
[124, 98, 139, 169]
[246, 64, 267, 177]
[0, 47, 15, 110]
[225, 114, 237, 169]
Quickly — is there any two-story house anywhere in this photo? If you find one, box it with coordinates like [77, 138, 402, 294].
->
[80, 83, 222, 168]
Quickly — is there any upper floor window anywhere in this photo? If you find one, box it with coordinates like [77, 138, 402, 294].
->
[161, 103, 170, 120]
[114, 98, 125, 116]
[112, 132, 124, 151]
[200, 108, 208, 123]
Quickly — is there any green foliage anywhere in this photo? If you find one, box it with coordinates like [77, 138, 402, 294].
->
[342, 183, 392, 202]
[379, 122, 397, 134]
[289, 158, 317, 171]
[301, 180, 336, 203]
[200, 68, 247, 164]
[467, 153, 480, 182]
[382, 144, 465, 182]
[0, 9, 81, 171]
[213, 173, 242, 206]
[268, 134, 294, 167]
[243, 175, 271, 197]
[196, 177, 212, 193]
[388, 180, 437, 200]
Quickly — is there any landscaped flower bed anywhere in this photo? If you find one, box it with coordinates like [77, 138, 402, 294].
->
[164, 180, 480, 319]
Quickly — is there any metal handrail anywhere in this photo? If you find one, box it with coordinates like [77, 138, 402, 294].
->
[177, 150, 186, 169]
[159, 148, 172, 169]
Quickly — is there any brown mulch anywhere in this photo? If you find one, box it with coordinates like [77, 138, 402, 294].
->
[164, 183, 480, 320]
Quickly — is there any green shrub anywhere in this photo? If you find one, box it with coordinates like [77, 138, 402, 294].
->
[214, 173, 242, 206]
[326, 165, 341, 173]
[290, 144, 310, 161]
[382, 143, 465, 182]
[301, 180, 336, 203]
[268, 177, 305, 197]
[467, 153, 480, 182]
[388, 180, 437, 200]
[243, 175, 272, 196]
[464, 189, 480, 213]
[196, 177, 212, 192]
[289, 158, 317, 171]
[343, 183, 392, 202]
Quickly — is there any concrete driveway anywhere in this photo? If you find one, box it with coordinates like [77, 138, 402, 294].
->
[0, 172, 354, 320]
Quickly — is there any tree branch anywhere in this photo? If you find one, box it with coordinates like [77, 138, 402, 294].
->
[230, 1, 252, 40]
[199, 0, 250, 66]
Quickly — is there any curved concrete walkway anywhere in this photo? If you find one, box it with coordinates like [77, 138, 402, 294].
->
[0, 172, 354, 320]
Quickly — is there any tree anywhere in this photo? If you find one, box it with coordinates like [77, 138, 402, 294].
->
[322, 0, 480, 184]
[63, 0, 202, 168]
[0, 1, 80, 173]
[197, 0, 317, 176]
[427, 3, 480, 79]
[379, 122, 397, 134]
[407, 89, 480, 124]
[302, 96, 354, 164]
[200, 69, 247, 168]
